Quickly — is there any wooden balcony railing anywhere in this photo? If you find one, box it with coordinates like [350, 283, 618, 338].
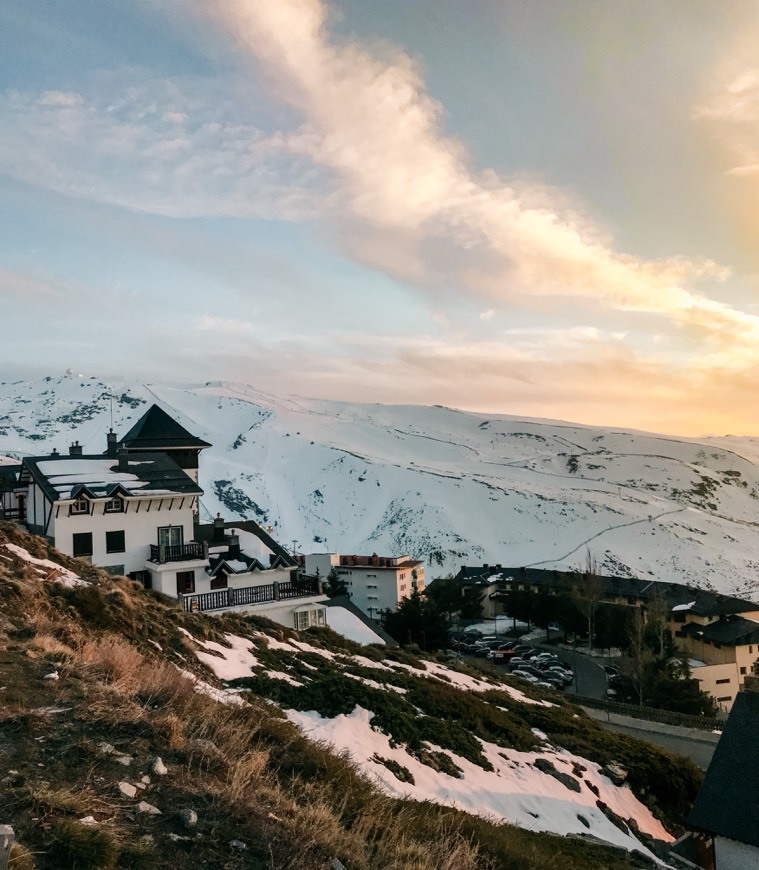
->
[182, 577, 320, 613]
[149, 542, 204, 564]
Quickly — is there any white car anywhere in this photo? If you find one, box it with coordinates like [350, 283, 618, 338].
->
[511, 670, 539, 684]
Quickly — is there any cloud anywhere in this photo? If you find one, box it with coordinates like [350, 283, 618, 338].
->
[196, 315, 254, 335]
[479, 309, 495, 321]
[204, 0, 757, 348]
[0, 79, 330, 219]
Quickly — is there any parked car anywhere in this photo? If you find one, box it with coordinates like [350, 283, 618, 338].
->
[535, 681, 556, 691]
[604, 665, 621, 677]
[540, 674, 566, 689]
[511, 670, 539, 684]
[511, 664, 543, 679]
[506, 657, 529, 670]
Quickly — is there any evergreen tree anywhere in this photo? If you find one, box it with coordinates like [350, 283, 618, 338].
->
[381, 589, 449, 651]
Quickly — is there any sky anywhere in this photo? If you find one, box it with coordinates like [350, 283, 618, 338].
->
[2, 0, 759, 435]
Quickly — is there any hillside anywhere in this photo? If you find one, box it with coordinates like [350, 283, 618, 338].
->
[2, 375, 759, 595]
[0, 523, 702, 869]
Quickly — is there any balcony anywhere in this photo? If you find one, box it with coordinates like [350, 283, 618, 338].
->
[149, 542, 205, 564]
[182, 577, 321, 613]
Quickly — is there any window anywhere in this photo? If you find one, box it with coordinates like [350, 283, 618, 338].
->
[751, 645, 754, 654]
[159, 526, 183, 548]
[400, 584, 406, 592]
[70, 498, 89, 516]
[717, 696, 732, 702]
[106, 530, 125, 553]
[294, 608, 326, 631]
[176, 571, 195, 594]
[105, 497, 124, 513]
[210, 572, 228, 590]
[72, 532, 93, 557]
[741, 667, 747, 675]
[716, 678, 731, 685]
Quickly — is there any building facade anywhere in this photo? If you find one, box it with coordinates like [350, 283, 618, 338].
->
[304, 552, 425, 618]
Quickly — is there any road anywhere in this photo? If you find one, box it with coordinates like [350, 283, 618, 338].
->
[581, 707, 721, 770]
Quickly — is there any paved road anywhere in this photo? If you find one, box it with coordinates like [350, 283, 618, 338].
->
[582, 707, 721, 770]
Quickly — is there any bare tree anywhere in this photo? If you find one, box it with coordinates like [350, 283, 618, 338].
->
[625, 608, 656, 707]
[571, 549, 604, 651]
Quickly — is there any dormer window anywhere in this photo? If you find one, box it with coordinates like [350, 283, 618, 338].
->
[105, 496, 124, 513]
[70, 498, 89, 515]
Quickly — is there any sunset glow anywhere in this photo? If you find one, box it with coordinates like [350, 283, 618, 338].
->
[2, 0, 759, 434]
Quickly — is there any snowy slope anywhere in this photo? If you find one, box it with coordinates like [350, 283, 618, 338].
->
[2, 373, 759, 597]
[192, 629, 673, 860]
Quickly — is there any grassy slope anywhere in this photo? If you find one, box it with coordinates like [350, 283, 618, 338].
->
[0, 523, 699, 870]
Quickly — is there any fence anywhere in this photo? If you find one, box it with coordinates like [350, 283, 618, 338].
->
[574, 693, 724, 732]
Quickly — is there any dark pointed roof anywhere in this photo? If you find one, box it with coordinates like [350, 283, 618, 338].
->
[689, 687, 759, 846]
[118, 405, 211, 451]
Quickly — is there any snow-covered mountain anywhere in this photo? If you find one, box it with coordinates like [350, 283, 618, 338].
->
[3, 373, 759, 597]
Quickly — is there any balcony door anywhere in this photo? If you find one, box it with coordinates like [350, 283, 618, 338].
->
[158, 526, 183, 548]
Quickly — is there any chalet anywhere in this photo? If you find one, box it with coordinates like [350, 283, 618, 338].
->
[0, 405, 328, 631]
[304, 552, 425, 619]
[687, 674, 759, 868]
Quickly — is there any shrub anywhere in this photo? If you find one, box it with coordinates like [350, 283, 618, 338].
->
[44, 819, 119, 870]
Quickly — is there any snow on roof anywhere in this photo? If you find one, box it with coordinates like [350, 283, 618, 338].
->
[222, 559, 250, 573]
[3, 542, 85, 587]
[327, 607, 386, 646]
[234, 528, 275, 560]
[672, 601, 696, 612]
[286, 706, 672, 856]
[37, 458, 145, 495]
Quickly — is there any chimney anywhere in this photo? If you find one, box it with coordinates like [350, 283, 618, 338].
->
[226, 533, 240, 560]
[107, 429, 118, 458]
[213, 513, 225, 542]
[117, 449, 128, 472]
[51, 447, 59, 456]
[69, 440, 83, 456]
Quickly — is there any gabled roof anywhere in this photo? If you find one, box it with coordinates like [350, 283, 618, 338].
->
[118, 404, 211, 451]
[206, 552, 269, 577]
[689, 688, 759, 846]
[194, 519, 297, 568]
[681, 615, 759, 646]
[0, 462, 21, 491]
[21, 453, 203, 502]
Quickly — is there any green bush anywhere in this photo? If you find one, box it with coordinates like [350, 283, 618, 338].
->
[45, 819, 119, 870]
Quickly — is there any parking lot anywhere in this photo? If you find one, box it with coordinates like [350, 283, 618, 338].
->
[448, 629, 611, 700]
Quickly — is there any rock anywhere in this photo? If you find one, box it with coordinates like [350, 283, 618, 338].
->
[79, 816, 98, 826]
[98, 743, 115, 756]
[331, 860, 347, 870]
[601, 762, 628, 786]
[117, 782, 137, 798]
[141, 775, 151, 785]
[135, 782, 146, 790]
[229, 839, 247, 851]
[533, 758, 582, 793]
[136, 801, 161, 815]
[152, 757, 168, 776]
[43, 671, 59, 681]
[595, 800, 630, 834]
[115, 755, 133, 766]
[178, 809, 198, 829]
[167, 833, 191, 843]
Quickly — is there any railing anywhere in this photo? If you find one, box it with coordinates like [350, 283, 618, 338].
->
[279, 578, 320, 599]
[0, 508, 23, 522]
[149, 542, 204, 564]
[182, 579, 320, 613]
[574, 693, 724, 731]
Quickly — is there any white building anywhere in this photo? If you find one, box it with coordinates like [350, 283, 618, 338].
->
[2, 404, 328, 632]
[304, 552, 425, 618]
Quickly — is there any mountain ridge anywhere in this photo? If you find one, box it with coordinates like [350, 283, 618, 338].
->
[2, 375, 759, 597]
